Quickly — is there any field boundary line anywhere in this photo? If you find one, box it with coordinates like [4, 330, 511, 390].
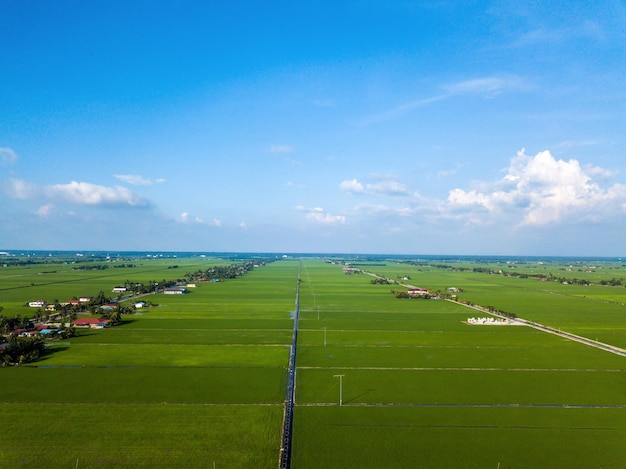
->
[297, 366, 626, 372]
[297, 402, 626, 409]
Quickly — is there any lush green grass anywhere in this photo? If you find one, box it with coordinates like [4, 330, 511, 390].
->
[293, 258, 626, 468]
[292, 406, 626, 469]
[0, 258, 299, 468]
[2, 255, 625, 468]
[1, 403, 282, 468]
[2, 367, 286, 404]
[296, 368, 626, 406]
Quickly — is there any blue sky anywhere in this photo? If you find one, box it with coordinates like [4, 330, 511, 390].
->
[2, 1, 626, 255]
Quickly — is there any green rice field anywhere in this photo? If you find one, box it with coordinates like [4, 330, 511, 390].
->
[1, 254, 625, 467]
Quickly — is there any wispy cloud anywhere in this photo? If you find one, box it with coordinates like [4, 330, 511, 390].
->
[360, 95, 447, 126]
[339, 177, 410, 197]
[36, 204, 54, 217]
[269, 144, 294, 154]
[0, 147, 18, 164]
[512, 21, 606, 48]
[177, 212, 221, 226]
[442, 75, 528, 97]
[7, 179, 149, 207]
[114, 174, 166, 186]
[295, 205, 346, 225]
[361, 75, 529, 125]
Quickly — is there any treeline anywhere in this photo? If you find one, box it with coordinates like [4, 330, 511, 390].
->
[0, 313, 31, 335]
[73, 264, 109, 271]
[470, 268, 625, 287]
[370, 277, 391, 285]
[0, 335, 46, 366]
[185, 260, 270, 282]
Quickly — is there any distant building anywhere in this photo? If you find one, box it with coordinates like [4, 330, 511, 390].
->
[74, 318, 109, 328]
[407, 288, 429, 297]
[164, 287, 188, 295]
[61, 299, 81, 307]
[28, 300, 46, 308]
[112, 286, 127, 292]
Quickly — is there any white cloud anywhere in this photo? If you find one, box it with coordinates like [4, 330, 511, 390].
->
[339, 179, 365, 194]
[7, 179, 38, 199]
[295, 205, 346, 225]
[177, 212, 221, 226]
[334, 150, 626, 234]
[0, 147, 17, 164]
[367, 179, 410, 197]
[36, 204, 54, 217]
[339, 177, 409, 197]
[447, 188, 494, 211]
[7, 179, 148, 207]
[46, 181, 148, 206]
[239, 221, 248, 230]
[446, 149, 626, 225]
[114, 174, 166, 186]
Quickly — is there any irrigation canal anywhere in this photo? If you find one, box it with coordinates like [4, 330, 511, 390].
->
[278, 261, 300, 469]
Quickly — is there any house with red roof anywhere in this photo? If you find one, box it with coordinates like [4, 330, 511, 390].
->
[73, 318, 109, 328]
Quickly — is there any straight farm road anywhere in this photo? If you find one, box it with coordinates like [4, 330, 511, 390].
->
[451, 300, 626, 358]
[278, 261, 300, 469]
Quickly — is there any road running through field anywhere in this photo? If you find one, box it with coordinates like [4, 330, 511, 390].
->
[451, 300, 626, 358]
[364, 269, 626, 359]
[278, 262, 300, 469]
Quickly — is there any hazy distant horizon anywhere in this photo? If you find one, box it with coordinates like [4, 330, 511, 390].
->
[1, 249, 622, 262]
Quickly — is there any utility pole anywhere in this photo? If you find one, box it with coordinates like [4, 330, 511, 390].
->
[324, 327, 327, 347]
[333, 374, 345, 406]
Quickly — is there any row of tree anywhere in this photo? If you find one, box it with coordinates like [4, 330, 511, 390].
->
[0, 335, 46, 366]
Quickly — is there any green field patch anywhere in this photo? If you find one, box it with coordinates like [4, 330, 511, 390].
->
[1, 366, 286, 404]
[296, 368, 626, 406]
[296, 340, 626, 370]
[292, 406, 626, 468]
[297, 327, 554, 348]
[39, 342, 288, 368]
[121, 318, 293, 330]
[73, 326, 292, 345]
[1, 402, 282, 468]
